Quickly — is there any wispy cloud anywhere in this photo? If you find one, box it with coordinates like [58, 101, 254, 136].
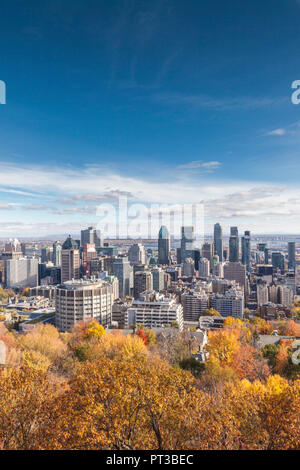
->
[54, 206, 97, 215]
[0, 203, 14, 211]
[59, 190, 135, 204]
[266, 128, 286, 136]
[153, 92, 286, 111]
[265, 121, 300, 137]
[176, 160, 221, 170]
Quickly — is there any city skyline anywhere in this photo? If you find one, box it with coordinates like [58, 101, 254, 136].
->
[1, 1, 300, 235]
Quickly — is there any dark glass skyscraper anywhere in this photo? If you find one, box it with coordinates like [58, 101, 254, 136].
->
[288, 242, 296, 270]
[241, 230, 251, 272]
[158, 226, 170, 265]
[213, 223, 223, 262]
[229, 226, 239, 262]
[181, 226, 194, 262]
[272, 252, 285, 273]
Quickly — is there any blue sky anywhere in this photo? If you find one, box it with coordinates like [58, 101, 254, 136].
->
[1, 0, 300, 237]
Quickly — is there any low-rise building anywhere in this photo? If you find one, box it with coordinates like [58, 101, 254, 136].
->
[126, 290, 184, 331]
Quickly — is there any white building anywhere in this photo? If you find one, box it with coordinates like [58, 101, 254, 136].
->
[213, 261, 224, 278]
[5, 257, 39, 288]
[126, 291, 184, 331]
[257, 282, 269, 306]
[182, 258, 195, 277]
[278, 285, 294, 307]
[55, 278, 116, 332]
[198, 258, 210, 277]
[209, 288, 244, 318]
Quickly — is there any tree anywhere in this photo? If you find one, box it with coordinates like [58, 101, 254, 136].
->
[202, 308, 220, 317]
[18, 324, 67, 365]
[0, 365, 63, 449]
[48, 355, 206, 450]
[251, 317, 272, 335]
[136, 328, 148, 345]
[278, 320, 300, 337]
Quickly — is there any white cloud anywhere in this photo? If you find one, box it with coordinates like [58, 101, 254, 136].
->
[176, 160, 221, 170]
[266, 128, 286, 136]
[0, 162, 300, 234]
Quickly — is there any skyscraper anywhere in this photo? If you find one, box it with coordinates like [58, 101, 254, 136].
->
[264, 247, 269, 264]
[214, 223, 223, 262]
[113, 257, 132, 298]
[128, 243, 146, 266]
[229, 226, 239, 262]
[241, 230, 251, 272]
[224, 261, 246, 292]
[133, 270, 153, 298]
[82, 243, 97, 276]
[151, 267, 165, 292]
[52, 241, 62, 267]
[41, 246, 53, 263]
[202, 242, 214, 268]
[81, 226, 103, 248]
[181, 226, 194, 263]
[272, 252, 285, 274]
[288, 242, 296, 270]
[61, 235, 80, 282]
[158, 226, 170, 265]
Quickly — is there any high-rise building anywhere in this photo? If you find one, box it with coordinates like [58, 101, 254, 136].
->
[61, 235, 80, 282]
[180, 226, 194, 263]
[81, 226, 103, 248]
[223, 261, 246, 292]
[198, 258, 210, 277]
[56, 278, 116, 332]
[82, 243, 97, 276]
[229, 227, 239, 262]
[192, 248, 201, 271]
[181, 291, 209, 321]
[5, 257, 39, 288]
[41, 247, 53, 264]
[214, 223, 223, 262]
[272, 252, 285, 274]
[213, 262, 224, 278]
[241, 230, 251, 272]
[209, 288, 244, 318]
[52, 241, 62, 267]
[264, 248, 269, 264]
[182, 258, 195, 277]
[134, 270, 153, 299]
[257, 281, 269, 306]
[278, 284, 294, 307]
[288, 242, 296, 270]
[113, 257, 132, 298]
[158, 226, 170, 265]
[202, 243, 214, 269]
[128, 243, 146, 266]
[151, 267, 165, 292]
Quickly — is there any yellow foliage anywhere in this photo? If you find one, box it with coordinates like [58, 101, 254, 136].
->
[18, 324, 67, 363]
[22, 350, 51, 372]
[85, 320, 106, 339]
